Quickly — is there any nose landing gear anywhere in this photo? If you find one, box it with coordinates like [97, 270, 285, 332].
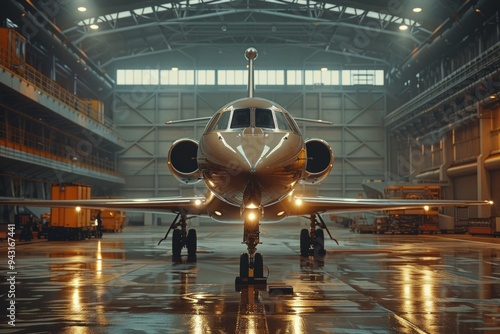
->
[235, 215, 267, 288]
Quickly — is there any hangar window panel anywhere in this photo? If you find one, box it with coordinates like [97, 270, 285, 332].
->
[304, 70, 338, 85]
[375, 70, 384, 85]
[160, 70, 177, 85]
[255, 70, 285, 85]
[179, 70, 195, 85]
[352, 70, 373, 85]
[197, 70, 215, 85]
[342, 70, 352, 85]
[287, 70, 302, 85]
[142, 70, 159, 85]
[116, 70, 126, 85]
[304, 71, 314, 85]
[347, 70, 385, 86]
[116, 70, 135, 85]
[218, 70, 246, 85]
[133, 70, 142, 84]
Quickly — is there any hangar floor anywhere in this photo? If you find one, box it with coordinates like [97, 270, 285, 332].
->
[2, 221, 500, 333]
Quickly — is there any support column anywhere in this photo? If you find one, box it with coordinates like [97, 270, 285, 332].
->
[477, 104, 492, 218]
[441, 132, 455, 216]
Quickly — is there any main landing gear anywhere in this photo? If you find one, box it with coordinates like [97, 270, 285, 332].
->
[235, 213, 267, 288]
[300, 214, 338, 258]
[158, 213, 197, 261]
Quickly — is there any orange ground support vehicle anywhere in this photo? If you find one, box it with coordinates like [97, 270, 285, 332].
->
[92, 209, 126, 233]
[49, 183, 95, 240]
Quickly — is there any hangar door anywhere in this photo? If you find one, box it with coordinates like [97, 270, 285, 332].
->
[453, 174, 478, 218]
[491, 170, 500, 217]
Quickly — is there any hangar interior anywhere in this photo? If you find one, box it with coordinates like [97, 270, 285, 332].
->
[1, 0, 500, 225]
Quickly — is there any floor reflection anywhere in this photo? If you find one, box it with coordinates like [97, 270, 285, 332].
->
[4, 224, 500, 333]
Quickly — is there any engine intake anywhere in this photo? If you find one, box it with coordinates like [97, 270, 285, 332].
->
[167, 139, 202, 184]
[301, 139, 334, 184]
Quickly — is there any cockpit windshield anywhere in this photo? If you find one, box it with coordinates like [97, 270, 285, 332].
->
[255, 108, 274, 129]
[230, 108, 251, 128]
[207, 107, 299, 133]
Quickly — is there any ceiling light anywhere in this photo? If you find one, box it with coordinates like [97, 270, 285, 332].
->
[77, 6, 87, 12]
[89, 24, 99, 30]
[171, 67, 178, 71]
[399, 24, 408, 31]
[320, 67, 328, 72]
[412, 7, 422, 13]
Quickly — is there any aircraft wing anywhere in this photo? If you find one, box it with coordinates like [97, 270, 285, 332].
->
[0, 196, 208, 215]
[290, 196, 492, 216]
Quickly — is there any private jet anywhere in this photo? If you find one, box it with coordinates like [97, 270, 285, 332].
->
[0, 48, 492, 285]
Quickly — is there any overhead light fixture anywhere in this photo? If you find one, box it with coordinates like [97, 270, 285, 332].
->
[89, 24, 99, 30]
[399, 24, 408, 31]
[320, 67, 328, 72]
[412, 7, 422, 13]
[171, 67, 179, 71]
[77, 6, 87, 12]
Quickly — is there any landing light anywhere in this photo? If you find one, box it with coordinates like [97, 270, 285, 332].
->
[247, 212, 257, 221]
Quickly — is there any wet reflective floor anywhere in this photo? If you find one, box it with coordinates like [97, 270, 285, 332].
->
[2, 221, 500, 333]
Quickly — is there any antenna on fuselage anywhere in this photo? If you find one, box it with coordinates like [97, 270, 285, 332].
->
[245, 47, 258, 98]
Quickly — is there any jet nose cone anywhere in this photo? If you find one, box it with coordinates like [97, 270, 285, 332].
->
[236, 140, 268, 173]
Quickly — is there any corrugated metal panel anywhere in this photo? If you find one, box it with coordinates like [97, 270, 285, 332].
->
[453, 174, 478, 217]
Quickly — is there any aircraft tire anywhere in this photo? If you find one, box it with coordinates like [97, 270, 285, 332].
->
[239, 253, 249, 278]
[254, 253, 264, 278]
[314, 229, 326, 257]
[172, 229, 182, 257]
[300, 228, 310, 257]
[186, 229, 197, 257]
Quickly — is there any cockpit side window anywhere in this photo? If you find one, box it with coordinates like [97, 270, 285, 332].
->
[284, 112, 301, 133]
[255, 108, 275, 129]
[215, 111, 230, 130]
[275, 111, 291, 130]
[230, 108, 251, 129]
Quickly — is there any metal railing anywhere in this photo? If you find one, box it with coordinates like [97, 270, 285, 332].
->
[0, 45, 104, 125]
[386, 42, 500, 129]
[0, 119, 117, 175]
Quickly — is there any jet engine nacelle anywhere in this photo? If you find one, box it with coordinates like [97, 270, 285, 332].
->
[167, 139, 202, 184]
[301, 138, 334, 184]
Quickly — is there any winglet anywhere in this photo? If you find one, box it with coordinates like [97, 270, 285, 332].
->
[245, 47, 258, 98]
